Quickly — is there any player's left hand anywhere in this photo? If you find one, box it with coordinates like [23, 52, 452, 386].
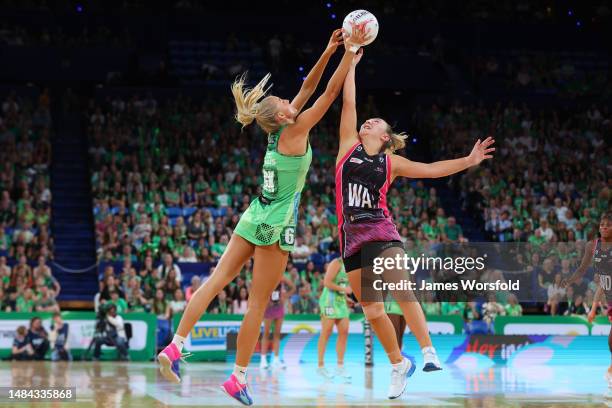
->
[325, 29, 344, 54]
[467, 136, 495, 166]
[343, 22, 372, 52]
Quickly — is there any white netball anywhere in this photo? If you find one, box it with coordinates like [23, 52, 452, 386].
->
[342, 9, 379, 46]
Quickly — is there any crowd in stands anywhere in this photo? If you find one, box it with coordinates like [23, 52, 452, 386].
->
[87, 93, 477, 326]
[0, 91, 59, 313]
[427, 101, 609, 316]
[0, 23, 134, 48]
[88, 92, 609, 330]
[170, 0, 611, 23]
[2, 0, 610, 23]
[470, 52, 612, 98]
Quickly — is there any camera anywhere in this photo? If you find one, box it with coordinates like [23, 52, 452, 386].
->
[94, 303, 112, 335]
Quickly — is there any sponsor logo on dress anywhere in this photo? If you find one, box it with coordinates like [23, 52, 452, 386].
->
[350, 157, 363, 164]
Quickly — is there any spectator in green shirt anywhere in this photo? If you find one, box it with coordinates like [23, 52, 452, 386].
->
[109, 290, 129, 314]
[163, 181, 181, 207]
[504, 294, 523, 316]
[36, 208, 50, 227]
[527, 229, 546, 246]
[16, 288, 35, 312]
[211, 234, 229, 259]
[421, 292, 441, 315]
[35, 287, 59, 313]
[443, 216, 465, 243]
[152, 229, 175, 254]
[441, 301, 465, 316]
[435, 207, 448, 228]
[215, 185, 231, 208]
[194, 175, 209, 196]
[422, 218, 441, 242]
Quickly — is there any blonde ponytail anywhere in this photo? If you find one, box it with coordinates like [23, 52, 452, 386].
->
[384, 124, 408, 154]
[231, 73, 280, 134]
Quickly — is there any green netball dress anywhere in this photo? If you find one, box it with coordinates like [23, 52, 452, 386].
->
[319, 260, 350, 319]
[234, 126, 312, 252]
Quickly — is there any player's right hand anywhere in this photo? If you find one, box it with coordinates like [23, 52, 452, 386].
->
[344, 286, 353, 295]
[343, 22, 371, 52]
[351, 48, 364, 66]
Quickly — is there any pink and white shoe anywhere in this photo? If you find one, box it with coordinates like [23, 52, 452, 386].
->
[221, 374, 253, 406]
[158, 343, 191, 384]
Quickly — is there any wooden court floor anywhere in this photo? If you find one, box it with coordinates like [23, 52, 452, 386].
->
[0, 361, 610, 407]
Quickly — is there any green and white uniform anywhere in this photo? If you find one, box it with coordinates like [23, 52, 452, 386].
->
[319, 260, 350, 319]
[234, 126, 312, 252]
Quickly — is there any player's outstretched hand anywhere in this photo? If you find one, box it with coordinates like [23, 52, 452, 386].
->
[343, 22, 372, 52]
[351, 48, 364, 66]
[325, 29, 344, 55]
[467, 136, 495, 166]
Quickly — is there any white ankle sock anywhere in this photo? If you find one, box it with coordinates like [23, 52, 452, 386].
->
[233, 365, 247, 384]
[272, 355, 280, 363]
[391, 359, 405, 370]
[172, 335, 186, 352]
[422, 346, 436, 354]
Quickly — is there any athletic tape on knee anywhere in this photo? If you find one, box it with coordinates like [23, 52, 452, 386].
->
[362, 303, 385, 321]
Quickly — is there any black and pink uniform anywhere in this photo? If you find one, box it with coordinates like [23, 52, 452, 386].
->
[264, 282, 285, 320]
[335, 142, 402, 269]
[592, 238, 612, 318]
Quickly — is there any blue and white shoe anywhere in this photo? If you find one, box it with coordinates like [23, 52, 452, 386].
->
[422, 347, 442, 372]
[387, 356, 416, 399]
[400, 351, 414, 360]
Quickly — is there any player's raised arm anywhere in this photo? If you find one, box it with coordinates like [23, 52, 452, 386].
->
[390, 137, 495, 181]
[282, 24, 371, 141]
[338, 49, 363, 158]
[291, 29, 344, 113]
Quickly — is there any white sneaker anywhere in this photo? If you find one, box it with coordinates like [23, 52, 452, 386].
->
[422, 347, 442, 372]
[388, 357, 416, 399]
[335, 366, 352, 382]
[271, 358, 286, 370]
[260, 356, 268, 370]
[317, 366, 334, 379]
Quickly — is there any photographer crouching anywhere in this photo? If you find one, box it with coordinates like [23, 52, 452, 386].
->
[93, 304, 129, 361]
